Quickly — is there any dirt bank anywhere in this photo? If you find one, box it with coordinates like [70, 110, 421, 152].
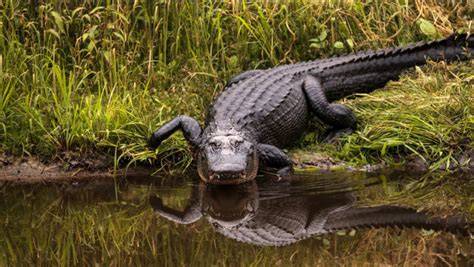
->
[1, 149, 472, 183]
[0, 155, 153, 183]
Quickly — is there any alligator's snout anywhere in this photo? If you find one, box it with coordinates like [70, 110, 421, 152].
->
[197, 135, 258, 185]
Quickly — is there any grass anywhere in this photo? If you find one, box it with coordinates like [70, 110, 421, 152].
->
[340, 61, 473, 169]
[295, 60, 474, 169]
[0, 0, 473, 170]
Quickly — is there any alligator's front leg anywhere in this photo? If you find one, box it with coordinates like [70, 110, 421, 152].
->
[148, 115, 202, 149]
[303, 75, 357, 142]
[257, 144, 294, 176]
[149, 195, 202, 224]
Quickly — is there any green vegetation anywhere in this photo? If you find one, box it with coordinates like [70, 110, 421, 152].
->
[296, 61, 474, 170]
[0, 0, 472, 170]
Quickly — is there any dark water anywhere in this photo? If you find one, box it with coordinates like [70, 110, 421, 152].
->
[0, 170, 472, 266]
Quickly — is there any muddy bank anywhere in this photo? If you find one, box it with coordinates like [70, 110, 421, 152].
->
[0, 153, 379, 183]
[2, 149, 473, 183]
[0, 155, 153, 183]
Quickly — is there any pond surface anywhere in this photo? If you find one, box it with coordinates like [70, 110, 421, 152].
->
[0, 170, 472, 266]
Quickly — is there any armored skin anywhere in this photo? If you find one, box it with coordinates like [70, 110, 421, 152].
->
[149, 34, 473, 184]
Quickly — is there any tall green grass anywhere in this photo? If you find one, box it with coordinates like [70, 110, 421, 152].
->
[340, 61, 474, 170]
[0, 0, 472, 169]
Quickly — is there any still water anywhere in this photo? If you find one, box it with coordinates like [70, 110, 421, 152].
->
[0, 170, 472, 266]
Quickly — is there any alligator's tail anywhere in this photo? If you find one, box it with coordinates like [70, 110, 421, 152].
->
[321, 34, 473, 101]
[324, 206, 471, 235]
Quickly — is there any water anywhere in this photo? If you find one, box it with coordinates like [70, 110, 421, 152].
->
[0, 170, 472, 266]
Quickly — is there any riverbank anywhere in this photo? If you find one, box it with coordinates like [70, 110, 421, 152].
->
[2, 146, 473, 183]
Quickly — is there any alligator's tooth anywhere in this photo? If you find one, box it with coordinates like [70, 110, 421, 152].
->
[216, 174, 221, 179]
[246, 200, 254, 212]
[209, 174, 214, 181]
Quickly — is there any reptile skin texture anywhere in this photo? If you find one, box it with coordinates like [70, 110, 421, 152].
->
[207, 34, 473, 146]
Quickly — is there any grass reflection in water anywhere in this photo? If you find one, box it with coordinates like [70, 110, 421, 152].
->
[0, 171, 471, 266]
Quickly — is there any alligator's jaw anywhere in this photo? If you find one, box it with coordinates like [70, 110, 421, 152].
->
[197, 149, 259, 184]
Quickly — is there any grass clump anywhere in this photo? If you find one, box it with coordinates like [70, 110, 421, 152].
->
[331, 60, 474, 169]
[0, 0, 472, 170]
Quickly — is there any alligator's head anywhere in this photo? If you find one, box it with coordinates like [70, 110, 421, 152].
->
[197, 123, 258, 185]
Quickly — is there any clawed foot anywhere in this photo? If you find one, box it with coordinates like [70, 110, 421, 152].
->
[319, 127, 354, 144]
[147, 134, 162, 149]
[260, 165, 294, 181]
[149, 195, 164, 209]
[275, 166, 294, 180]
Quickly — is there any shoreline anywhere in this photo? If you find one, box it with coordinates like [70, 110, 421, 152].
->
[2, 151, 472, 183]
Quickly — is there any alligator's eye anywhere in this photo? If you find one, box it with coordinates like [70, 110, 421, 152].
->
[247, 144, 255, 155]
[230, 139, 243, 148]
[209, 141, 220, 151]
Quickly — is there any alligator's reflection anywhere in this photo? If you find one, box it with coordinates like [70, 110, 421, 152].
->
[150, 179, 471, 246]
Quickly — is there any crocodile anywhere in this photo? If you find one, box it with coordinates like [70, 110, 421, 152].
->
[149, 179, 471, 246]
[148, 34, 473, 184]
